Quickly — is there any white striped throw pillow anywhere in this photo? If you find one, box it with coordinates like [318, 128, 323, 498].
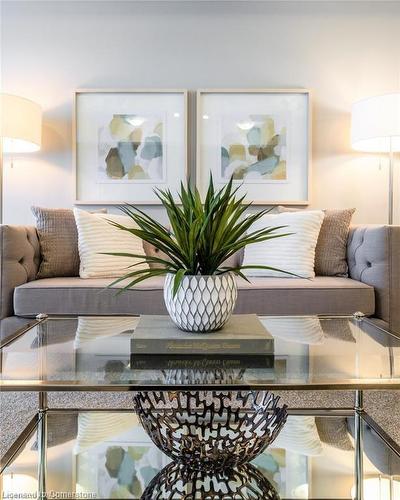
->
[271, 416, 323, 456]
[242, 210, 324, 278]
[74, 208, 148, 278]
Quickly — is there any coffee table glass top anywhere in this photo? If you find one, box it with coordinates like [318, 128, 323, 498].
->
[2, 410, 400, 499]
[1, 315, 400, 391]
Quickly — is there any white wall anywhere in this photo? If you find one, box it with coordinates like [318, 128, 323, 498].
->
[1, 0, 400, 225]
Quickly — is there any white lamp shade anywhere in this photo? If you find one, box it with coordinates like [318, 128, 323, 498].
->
[2, 473, 38, 494]
[351, 476, 400, 500]
[1, 94, 42, 153]
[351, 93, 400, 152]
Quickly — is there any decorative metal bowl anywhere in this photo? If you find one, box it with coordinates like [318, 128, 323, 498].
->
[133, 390, 287, 472]
[141, 461, 281, 500]
[161, 368, 245, 386]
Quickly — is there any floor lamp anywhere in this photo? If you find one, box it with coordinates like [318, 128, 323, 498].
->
[351, 93, 400, 225]
[0, 94, 42, 224]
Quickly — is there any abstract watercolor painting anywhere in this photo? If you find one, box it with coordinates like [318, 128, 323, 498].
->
[97, 444, 165, 498]
[98, 114, 165, 182]
[75, 414, 170, 498]
[220, 115, 287, 181]
[75, 90, 187, 203]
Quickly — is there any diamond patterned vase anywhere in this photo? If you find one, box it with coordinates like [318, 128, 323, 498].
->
[164, 272, 238, 333]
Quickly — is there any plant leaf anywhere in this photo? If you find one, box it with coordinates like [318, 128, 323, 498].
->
[173, 269, 187, 297]
[106, 175, 294, 290]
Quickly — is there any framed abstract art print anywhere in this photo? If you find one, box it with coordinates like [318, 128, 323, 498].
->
[196, 89, 311, 204]
[74, 89, 188, 204]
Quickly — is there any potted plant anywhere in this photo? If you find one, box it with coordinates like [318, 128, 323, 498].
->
[106, 177, 291, 333]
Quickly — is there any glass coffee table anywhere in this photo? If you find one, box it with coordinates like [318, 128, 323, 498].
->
[1, 314, 400, 499]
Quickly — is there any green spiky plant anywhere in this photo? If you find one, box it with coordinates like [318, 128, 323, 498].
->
[105, 176, 293, 296]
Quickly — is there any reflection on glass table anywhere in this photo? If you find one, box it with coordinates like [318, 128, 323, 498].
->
[2, 315, 400, 499]
[1, 411, 400, 499]
[1, 315, 400, 389]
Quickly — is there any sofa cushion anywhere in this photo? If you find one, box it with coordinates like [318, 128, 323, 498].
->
[74, 208, 148, 278]
[31, 207, 107, 279]
[243, 210, 325, 278]
[14, 276, 375, 317]
[278, 207, 356, 277]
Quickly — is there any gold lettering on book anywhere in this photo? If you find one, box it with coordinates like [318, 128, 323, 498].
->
[165, 341, 241, 351]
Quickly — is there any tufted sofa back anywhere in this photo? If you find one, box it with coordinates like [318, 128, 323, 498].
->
[0, 225, 40, 318]
[347, 225, 400, 333]
[0, 224, 399, 332]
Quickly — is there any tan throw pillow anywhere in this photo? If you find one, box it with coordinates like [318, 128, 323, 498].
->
[32, 207, 80, 278]
[278, 207, 355, 277]
[74, 208, 148, 278]
[142, 240, 171, 269]
[32, 207, 107, 279]
[320, 318, 356, 343]
[315, 417, 353, 451]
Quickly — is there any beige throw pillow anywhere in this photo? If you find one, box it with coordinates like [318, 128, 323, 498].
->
[278, 207, 355, 276]
[242, 210, 325, 279]
[271, 416, 323, 456]
[74, 208, 148, 279]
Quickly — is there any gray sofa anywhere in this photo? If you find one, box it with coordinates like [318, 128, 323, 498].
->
[1, 223, 400, 462]
[1, 224, 399, 333]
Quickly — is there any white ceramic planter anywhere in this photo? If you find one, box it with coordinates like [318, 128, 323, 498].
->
[164, 273, 238, 333]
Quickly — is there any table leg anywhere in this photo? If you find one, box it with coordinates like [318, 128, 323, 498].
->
[354, 390, 364, 500]
[37, 314, 48, 496]
[37, 392, 48, 496]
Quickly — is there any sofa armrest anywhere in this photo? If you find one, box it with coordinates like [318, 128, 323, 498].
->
[0, 225, 40, 319]
[347, 225, 400, 333]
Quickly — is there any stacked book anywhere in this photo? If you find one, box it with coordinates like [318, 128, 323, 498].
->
[130, 314, 274, 370]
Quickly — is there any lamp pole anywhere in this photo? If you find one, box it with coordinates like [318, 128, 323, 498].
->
[0, 137, 3, 224]
[389, 136, 394, 225]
